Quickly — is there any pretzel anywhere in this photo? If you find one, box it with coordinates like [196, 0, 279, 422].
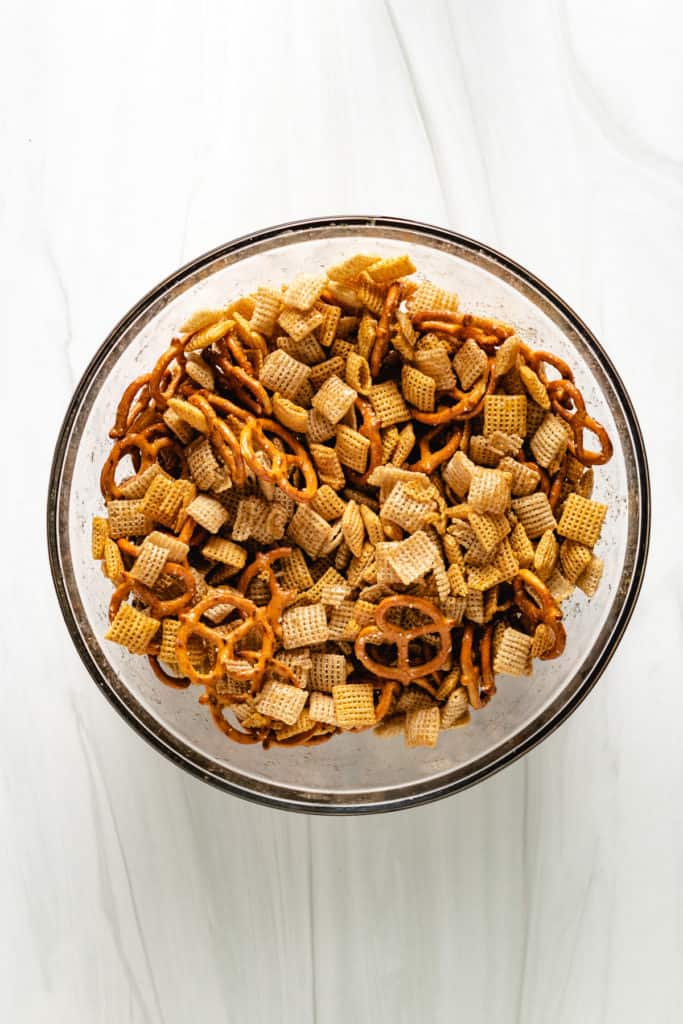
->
[460, 624, 490, 710]
[148, 338, 186, 409]
[109, 374, 152, 439]
[345, 398, 383, 488]
[409, 424, 462, 473]
[240, 417, 318, 502]
[513, 569, 566, 660]
[124, 560, 196, 618]
[520, 345, 575, 386]
[100, 429, 179, 500]
[354, 595, 454, 683]
[410, 357, 495, 424]
[147, 654, 191, 691]
[546, 380, 613, 466]
[369, 282, 402, 378]
[237, 547, 296, 639]
[188, 392, 247, 486]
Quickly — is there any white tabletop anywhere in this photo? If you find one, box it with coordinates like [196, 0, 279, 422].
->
[2, 1, 679, 1021]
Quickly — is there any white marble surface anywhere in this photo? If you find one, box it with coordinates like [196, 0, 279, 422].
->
[1, 0, 680, 1020]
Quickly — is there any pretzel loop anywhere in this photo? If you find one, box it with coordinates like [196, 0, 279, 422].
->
[355, 596, 454, 684]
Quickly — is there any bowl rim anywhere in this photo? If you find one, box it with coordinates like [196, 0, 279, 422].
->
[47, 215, 651, 814]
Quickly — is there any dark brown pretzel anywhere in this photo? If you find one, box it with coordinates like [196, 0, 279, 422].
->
[355, 596, 454, 684]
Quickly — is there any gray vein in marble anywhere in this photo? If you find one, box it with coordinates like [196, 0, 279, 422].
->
[556, 0, 683, 189]
[73, 700, 163, 1024]
[44, 239, 77, 390]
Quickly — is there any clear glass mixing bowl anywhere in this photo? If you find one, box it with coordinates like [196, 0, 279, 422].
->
[47, 217, 650, 813]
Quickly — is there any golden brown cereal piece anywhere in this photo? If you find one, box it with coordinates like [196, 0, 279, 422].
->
[180, 307, 230, 335]
[530, 623, 555, 659]
[232, 497, 274, 543]
[300, 566, 348, 605]
[158, 618, 182, 667]
[129, 539, 169, 587]
[395, 688, 434, 714]
[560, 539, 593, 583]
[310, 653, 348, 691]
[249, 286, 282, 336]
[281, 548, 314, 591]
[183, 494, 226, 534]
[311, 485, 346, 521]
[91, 516, 109, 559]
[184, 317, 234, 352]
[441, 687, 469, 728]
[465, 587, 486, 624]
[274, 708, 318, 740]
[278, 306, 324, 342]
[519, 364, 550, 410]
[341, 500, 365, 558]
[557, 493, 607, 547]
[118, 463, 164, 500]
[185, 353, 215, 391]
[387, 530, 440, 586]
[308, 692, 337, 726]
[281, 603, 329, 649]
[533, 529, 559, 581]
[453, 339, 487, 390]
[326, 253, 379, 284]
[401, 365, 436, 411]
[467, 564, 502, 591]
[530, 413, 571, 468]
[493, 627, 532, 676]
[331, 338, 355, 361]
[374, 714, 406, 738]
[447, 560, 468, 597]
[277, 332, 326, 365]
[405, 705, 440, 748]
[356, 277, 387, 317]
[283, 272, 327, 311]
[257, 681, 308, 725]
[511, 493, 557, 539]
[259, 349, 310, 400]
[468, 435, 504, 467]
[308, 356, 346, 388]
[306, 408, 337, 443]
[345, 352, 372, 394]
[468, 468, 511, 516]
[186, 437, 220, 491]
[381, 426, 400, 463]
[166, 397, 208, 434]
[105, 603, 160, 655]
[333, 683, 376, 730]
[525, 399, 546, 437]
[390, 423, 415, 468]
[202, 537, 247, 571]
[494, 537, 520, 581]
[317, 303, 342, 349]
[366, 254, 416, 283]
[493, 334, 520, 376]
[483, 394, 527, 438]
[469, 512, 510, 553]
[369, 381, 411, 427]
[107, 498, 152, 538]
[577, 554, 604, 597]
[442, 450, 475, 497]
[414, 347, 456, 390]
[497, 456, 539, 497]
[380, 481, 434, 533]
[310, 443, 345, 489]
[407, 280, 459, 316]
[272, 393, 308, 433]
[102, 537, 124, 583]
[311, 374, 357, 424]
[575, 468, 595, 500]
[359, 504, 384, 545]
[336, 426, 371, 473]
[546, 568, 575, 603]
[356, 313, 378, 359]
[162, 407, 194, 444]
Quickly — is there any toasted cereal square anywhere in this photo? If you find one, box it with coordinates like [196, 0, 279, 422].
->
[281, 547, 315, 590]
[495, 537, 520, 581]
[497, 456, 539, 497]
[202, 537, 247, 571]
[414, 347, 456, 390]
[283, 272, 327, 311]
[467, 564, 502, 591]
[278, 332, 326, 366]
[118, 463, 163, 500]
[107, 498, 151, 538]
[335, 425, 371, 473]
[468, 468, 511, 516]
[310, 654, 348, 694]
[310, 443, 346, 489]
[327, 600, 358, 640]
[441, 687, 469, 729]
[166, 397, 208, 434]
[249, 286, 282, 335]
[287, 504, 334, 558]
[557, 493, 607, 547]
[281, 604, 329, 649]
[493, 627, 532, 676]
[483, 394, 527, 438]
[405, 706, 440, 748]
[162, 406, 194, 444]
[547, 568, 575, 603]
[380, 480, 434, 533]
[308, 692, 337, 725]
[306, 408, 337, 443]
[341, 500, 365, 558]
[530, 413, 571, 468]
[387, 530, 440, 586]
[333, 683, 376, 729]
[260, 349, 311, 400]
[311, 484, 346, 521]
[345, 351, 372, 394]
[533, 529, 559, 581]
[105, 603, 160, 655]
[468, 512, 510, 552]
[187, 437, 220, 491]
[129, 538, 169, 586]
[577, 554, 604, 597]
[511, 493, 557, 539]
[442, 450, 475, 497]
[316, 302, 342, 348]
[185, 352, 215, 391]
[308, 356, 346, 388]
[366, 254, 416, 283]
[326, 253, 379, 284]
[369, 381, 411, 426]
[407, 280, 459, 316]
[311, 375, 356, 424]
[519, 364, 550, 410]
[257, 681, 308, 725]
[494, 334, 520, 376]
[140, 477, 186, 529]
[278, 306, 324, 342]
[465, 587, 486, 624]
[560, 539, 593, 583]
[233, 497, 277, 543]
[453, 339, 487, 390]
[102, 537, 124, 582]
[185, 494, 228, 534]
[91, 516, 109, 559]
[401, 365, 436, 411]
[356, 277, 387, 316]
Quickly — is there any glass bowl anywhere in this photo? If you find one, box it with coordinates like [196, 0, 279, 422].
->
[47, 217, 650, 814]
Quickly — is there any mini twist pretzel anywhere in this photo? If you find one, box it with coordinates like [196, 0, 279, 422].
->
[148, 338, 186, 409]
[124, 560, 196, 619]
[109, 374, 152, 439]
[346, 398, 383, 487]
[147, 654, 191, 691]
[460, 623, 490, 710]
[238, 547, 296, 640]
[176, 590, 273, 688]
[211, 346, 272, 416]
[355, 595, 454, 684]
[370, 282, 402, 378]
[240, 417, 318, 503]
[546, 380, 613, 466]
[188, 392, 247, 487]
[513, 569, 566, 660]
[411, 357, 495, 425]
[519, 345, 575, 386]
[409, 424, 462, 473]
[100, 428, 178, 500]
